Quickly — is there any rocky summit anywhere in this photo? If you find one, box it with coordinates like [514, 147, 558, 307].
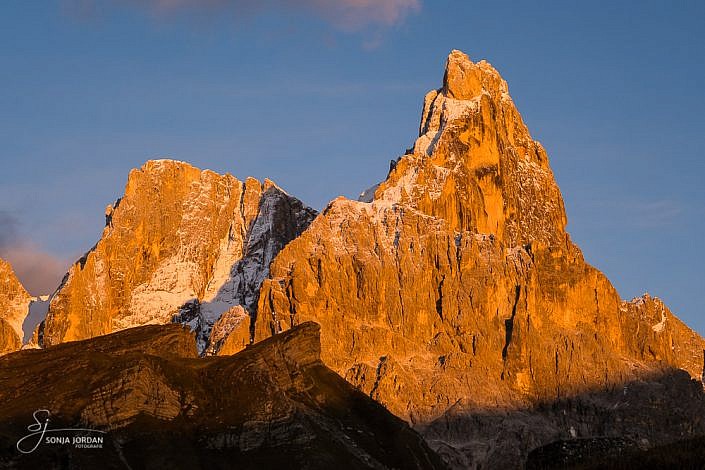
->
[41, 160, 316, 353]
[1, 50, 704, 469]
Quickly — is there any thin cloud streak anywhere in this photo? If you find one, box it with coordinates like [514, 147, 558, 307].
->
[302, 0, 421, 31]
[573, 198, 683, 230]
[67, 0, 421, 32]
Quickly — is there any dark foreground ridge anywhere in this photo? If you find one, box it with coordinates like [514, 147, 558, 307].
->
[421, 367, 705, 468]
[0, 322, 447, 469]
[526, 435, 705, 470]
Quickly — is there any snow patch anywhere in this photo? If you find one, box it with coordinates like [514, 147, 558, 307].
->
[378, 164, 420, 202]
[358, 183, 380, 203]
[652, 307, 667, 333]
[125, 258, 200, 330]
[414, 92, 482, 156]
[174, 186, 317, 354]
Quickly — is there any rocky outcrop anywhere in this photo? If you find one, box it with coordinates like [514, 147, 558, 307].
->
[0, 322, 447, 470]
[0, 258, 31, 355]
[253, 50, 705, 466]
[207, 304, 251, 355]
[42, 160, 316, 353]
[620, 293, 705, 377]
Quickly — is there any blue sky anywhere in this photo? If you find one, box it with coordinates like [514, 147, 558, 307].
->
[1, 1, 703, 333]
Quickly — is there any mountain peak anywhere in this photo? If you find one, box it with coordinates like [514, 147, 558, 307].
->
[369, 49, 566, 245]
[443, 49, 483, 100]
[42, 162, 317, 351]
[442, 49, 507, 100]
[0, 257, 32, 355]
[143, 158, 191, 168]
[253, 50, 705, 467]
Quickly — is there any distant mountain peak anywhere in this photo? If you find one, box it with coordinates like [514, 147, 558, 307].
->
[41, 162, 317, 354]
[0, 257, 32, 355]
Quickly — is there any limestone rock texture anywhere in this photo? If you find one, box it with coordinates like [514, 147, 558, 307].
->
[0, 258, 31, 356]
[254, 50, 705, 463]
[42, 160, 316, 352]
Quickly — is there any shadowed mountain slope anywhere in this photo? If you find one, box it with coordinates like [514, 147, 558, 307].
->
[0, 322, 446, 470]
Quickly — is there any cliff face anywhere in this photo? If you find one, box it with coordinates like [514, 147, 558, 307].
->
[14, 49, 704, 469]
[42, 160, 316, 352]
[0, 322, 446, 470]
[379, 50, 567, 247]
[0, 258, 31, 355]
[253, 50, 705, 431]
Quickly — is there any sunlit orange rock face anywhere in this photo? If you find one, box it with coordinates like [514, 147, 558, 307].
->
[4, 49, 702, 468]
[208, 305, 251, 356]
[254, 49, 705, 429]
[0, 258, 31, 356]
[42, 160, 316, 350]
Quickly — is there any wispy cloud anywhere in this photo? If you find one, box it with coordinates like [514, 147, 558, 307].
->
[301, 0, 421, 32]
[575, 197, 683, 229]
[622, 199, 683, 228]
[0, 211, 70, 296]
[66, 0, 421, 33]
